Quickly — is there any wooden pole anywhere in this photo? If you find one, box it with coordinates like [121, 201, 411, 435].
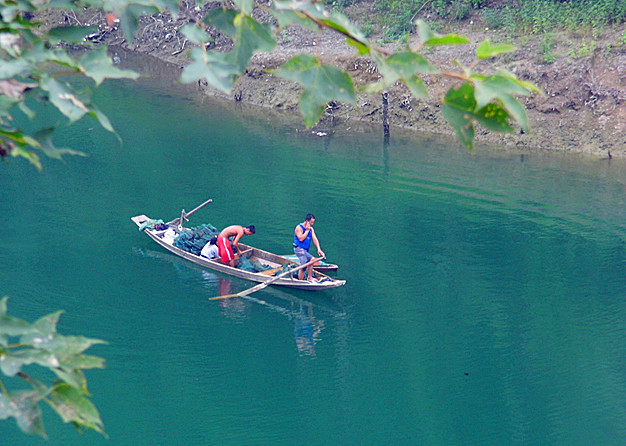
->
[382, 91, 390, 143]
[167, 198, 213, 226]
[209, 257, 325, 300]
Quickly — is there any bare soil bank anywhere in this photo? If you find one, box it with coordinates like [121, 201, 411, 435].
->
[53, 3, 626, 158]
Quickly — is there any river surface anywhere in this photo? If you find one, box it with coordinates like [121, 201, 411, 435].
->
[2, 54, 626, 445]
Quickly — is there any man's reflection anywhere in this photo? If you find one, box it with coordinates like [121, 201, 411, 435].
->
[293, 302, 324, 356]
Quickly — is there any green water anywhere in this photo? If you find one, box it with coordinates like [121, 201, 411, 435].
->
[2, 56, 626, 445]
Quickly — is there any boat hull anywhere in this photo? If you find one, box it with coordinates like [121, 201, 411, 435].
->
[132, 215, 345, 291]
[280, 255, 338, 272]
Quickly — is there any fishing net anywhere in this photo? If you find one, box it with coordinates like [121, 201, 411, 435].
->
[238, 257, 275, 273]
[138, 219, 164, 231]
[173, 224, 219, 255]
[173, 223, 274, 273]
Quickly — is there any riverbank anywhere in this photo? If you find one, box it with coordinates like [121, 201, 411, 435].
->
[50, 3, 626, 158]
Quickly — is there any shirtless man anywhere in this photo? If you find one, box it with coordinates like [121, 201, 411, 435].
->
[217, 224, 255, 267]
[293, 214, 325, 282]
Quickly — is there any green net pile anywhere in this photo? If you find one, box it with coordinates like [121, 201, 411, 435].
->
[172, 224, 277, 274]
[173, 224, 219, 255]
[238, 257, 275, 273]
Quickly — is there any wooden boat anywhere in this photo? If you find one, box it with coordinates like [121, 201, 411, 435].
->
[279, 255, 338, 272]
[133, 247, 347, 316]
[131, 214, 346, 291]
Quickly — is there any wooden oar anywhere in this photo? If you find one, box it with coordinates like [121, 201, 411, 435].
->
[236, 248, 253, 258]
[209, 256, 324, 300]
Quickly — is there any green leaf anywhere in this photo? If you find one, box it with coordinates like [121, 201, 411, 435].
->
[443, 83, 517, 148]
[119, 4, 159, 42]
[87, 105, 117, 137]
[347, 37, 370, 55]
[152, 0, 180, 17]
[0, 392, 17, 420]
[442, 83, 476, 149]
[53, 369, 88, 392]
[315, 14, 368, 45]
[49, 383, 105, 435]
[0, 30, 21, 57]
[0, 297, 33, 343]
[472, 73, 533, 130]
[33, 128, 88, 160]
[5, 145, 42, 170]
[476, 39, 516, 59]
[0, 297, 107, 436]
[18, 102, 35, 119]
[385, 51, 439, 76]
[473, 74, 531, 109]
[0, 128, 42, 148]
[20, 331, 105, 357]
[0, 58, 31, 80]
[31, 309, 63, 336]
[0, 350, 30, 376]
[204, 8, 238, 37]
[405, 75, 428, 99]
[272, 54, 355, 128]
[498, 94, 529, 132]
[424, 35, 468, 46]
[39, 77, 88, 123]
[494, 68, 543, 94]
[0, 92, 20, 116]
[0, 7, 20, 25]
[232, 0, 254, 14]
[32, 350, 65, 370]
[47, 25, 98, 44]
[270, 8, 318, 31]
[0, 348, 58, 376]
[415, 19, 468, 46]
[23, 43, 79, 68]
[474, 103, 512, 133]
[180, 47, 239, 93]
[442, 105, 474, 148]
[45, 0, 80, 10]
[0, 391, 46, 437]
[60, 353, 106, 370]
[80, 46, 140, 86]
[179, 23, 210, 44]
[366, 52, 436, 99]
[415, 21, 436, 44]
[274, 1, 368, 44]
[226, 14, 276, 72]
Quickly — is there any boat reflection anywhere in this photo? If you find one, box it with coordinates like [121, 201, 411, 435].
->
[133, 246, 344, 356]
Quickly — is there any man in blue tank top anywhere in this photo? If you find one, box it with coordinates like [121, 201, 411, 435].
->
[293, 214, 325, 282]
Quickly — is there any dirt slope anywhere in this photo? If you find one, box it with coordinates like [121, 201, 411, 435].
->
[50, 2, 626, 158]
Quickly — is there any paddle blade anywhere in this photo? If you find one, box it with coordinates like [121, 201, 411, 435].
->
[209, 294, 240, 300]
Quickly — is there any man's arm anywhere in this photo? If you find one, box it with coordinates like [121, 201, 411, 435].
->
[311, 229, 325, 257]
[295, 224, 310, 242]
[232, 228, 244, 254]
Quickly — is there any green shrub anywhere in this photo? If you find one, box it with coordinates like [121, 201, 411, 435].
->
[324, 0, 358, 10]
[517, 0, 626, 33]
[368, 0, 626, 40]
[374, 0, 423, 40]
[570, 37, 596, 58]
[539, 32, 557, 63]
[450, 1, 471, 20]
[482, 6, 517, 33]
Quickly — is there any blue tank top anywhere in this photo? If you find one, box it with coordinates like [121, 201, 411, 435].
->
[294, 224, 312, 250]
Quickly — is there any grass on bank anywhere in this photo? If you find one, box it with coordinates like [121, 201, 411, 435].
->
[325, 0, 626, 41]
